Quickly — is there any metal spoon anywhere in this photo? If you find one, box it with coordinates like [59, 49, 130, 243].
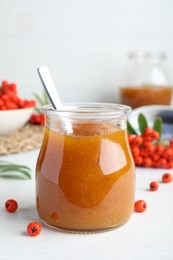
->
[37, 66, 73, 133]
[37, 66, 62, 109]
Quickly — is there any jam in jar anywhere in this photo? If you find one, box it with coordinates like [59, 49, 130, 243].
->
[120, 51, 173, 108]
[36, 102, 135, 233]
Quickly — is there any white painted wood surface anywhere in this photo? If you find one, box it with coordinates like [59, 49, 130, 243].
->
[0, 149, 173, 260]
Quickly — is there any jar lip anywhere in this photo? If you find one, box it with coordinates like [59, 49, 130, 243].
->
[128, 50, 167, 61]
[42, 102, 132, 120]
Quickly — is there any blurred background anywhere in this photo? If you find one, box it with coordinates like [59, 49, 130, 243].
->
[0, 0, 173, 103]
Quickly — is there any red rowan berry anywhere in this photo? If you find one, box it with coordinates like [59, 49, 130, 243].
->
[151, 153, 160, 162]
[162, 173, 172, 183]
[156, 158, 167, 168]
[5, 199, 18, 213]
[150, 130, 160, 141]
[128, 134, 135, 144]
[27, 222, 41, 237]
[134, 200, 147, 212]
[163, 148, 173, 159]
[167, 161, 173, 169]
[155, 144, 165, 155]
[144, 128, 160, 141]
[130, 136, 143, 146]
[143, 157, 153, 167]
[143, 140, 153, 148]
[144, 128, 153, 136]
[134, 156, 143, 166]
[149, 181, 159, 191]
[2, 80, 9, 87]
[131, 147, 140, 157]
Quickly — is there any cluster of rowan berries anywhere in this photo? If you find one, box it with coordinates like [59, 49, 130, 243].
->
[29, 113, 45, 126]
[128, 128, 173, 169]
[28, 92, 47, 126]
[0, 80, 36, 110]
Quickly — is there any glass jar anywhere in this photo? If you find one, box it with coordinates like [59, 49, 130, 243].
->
[120, 51, 173, 108]
[36, 102, 135, 233]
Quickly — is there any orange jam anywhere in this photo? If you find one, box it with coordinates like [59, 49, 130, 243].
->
[36, 121, 135, 232]
[120, 85, 173, 109]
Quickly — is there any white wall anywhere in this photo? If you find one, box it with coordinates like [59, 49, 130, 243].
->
[0, 0, 173, 103]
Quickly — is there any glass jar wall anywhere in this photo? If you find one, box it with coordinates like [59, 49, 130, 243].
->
[120, 51, 173, 108]
[36, 102, 135, 233]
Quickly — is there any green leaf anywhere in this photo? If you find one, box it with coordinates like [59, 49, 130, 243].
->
[138, 113, 148, 134]
[43, 91, 49, 105]
[127, 120, 138, 135]
[0, 162, 31, 170]
[0, 174, 27, 179]
[34, 107, 42, 113]
[153, 116, 162, 137]
[0, 161, 31, 179]
[33, 91, 49, 106]
[0, 169, 31, 179]
[33, 92, 45, 106]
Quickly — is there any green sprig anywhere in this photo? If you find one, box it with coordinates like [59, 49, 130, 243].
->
[0, 161, 31, 179]
[32, 91, 49, 114]
[33, 91, 49, 106]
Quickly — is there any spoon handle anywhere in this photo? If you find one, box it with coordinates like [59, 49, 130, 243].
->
[37, 66, 62, 109]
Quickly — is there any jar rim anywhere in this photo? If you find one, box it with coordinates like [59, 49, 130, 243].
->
[42, 102, 132, 120]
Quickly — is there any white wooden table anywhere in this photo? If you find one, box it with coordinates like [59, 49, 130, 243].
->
[0, 149, 173, 260]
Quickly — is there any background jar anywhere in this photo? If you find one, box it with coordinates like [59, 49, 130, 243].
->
[119, 51, 173, 108]
[36, 102, 135, 233]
